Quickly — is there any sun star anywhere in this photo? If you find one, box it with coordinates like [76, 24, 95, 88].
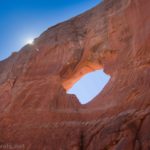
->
[26, 38, 34, 45]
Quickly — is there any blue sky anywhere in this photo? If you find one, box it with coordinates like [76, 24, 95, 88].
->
[68, 70, 110, 104]
[0, 0, 110, 104]
[0, 0, 101, 60]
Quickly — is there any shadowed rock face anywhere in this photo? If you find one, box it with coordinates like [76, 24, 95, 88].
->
[0, 0, 150, 149]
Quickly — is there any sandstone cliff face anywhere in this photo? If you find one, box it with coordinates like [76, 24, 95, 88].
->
[0, 0, 150, 149]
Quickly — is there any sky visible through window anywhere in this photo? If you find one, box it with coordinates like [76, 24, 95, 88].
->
[67, 70, 110, 104]
[0, 0, 108, 104]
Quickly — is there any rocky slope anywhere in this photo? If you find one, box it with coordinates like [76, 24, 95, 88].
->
[0, 0, 150, 149]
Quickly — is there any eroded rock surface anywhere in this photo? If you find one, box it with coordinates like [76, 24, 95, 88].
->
[0, 0, 150, 149]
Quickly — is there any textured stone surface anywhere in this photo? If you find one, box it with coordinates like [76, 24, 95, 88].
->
[0, 0, 150, 149]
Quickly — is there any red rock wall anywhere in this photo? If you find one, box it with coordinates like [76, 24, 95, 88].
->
[0, 0, 150, 149]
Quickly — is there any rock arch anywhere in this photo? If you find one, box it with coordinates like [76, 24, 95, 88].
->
[0, 0, 150, 149]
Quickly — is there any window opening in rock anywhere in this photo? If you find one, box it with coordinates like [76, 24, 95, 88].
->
[67, 69, 110, 104]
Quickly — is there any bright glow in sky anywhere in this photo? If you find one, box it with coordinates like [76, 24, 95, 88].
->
[25, 38, 34, 45]
[67, 70, 110, 104]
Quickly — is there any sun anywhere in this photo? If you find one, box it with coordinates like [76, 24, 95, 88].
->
[26, 38, 34, 45]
